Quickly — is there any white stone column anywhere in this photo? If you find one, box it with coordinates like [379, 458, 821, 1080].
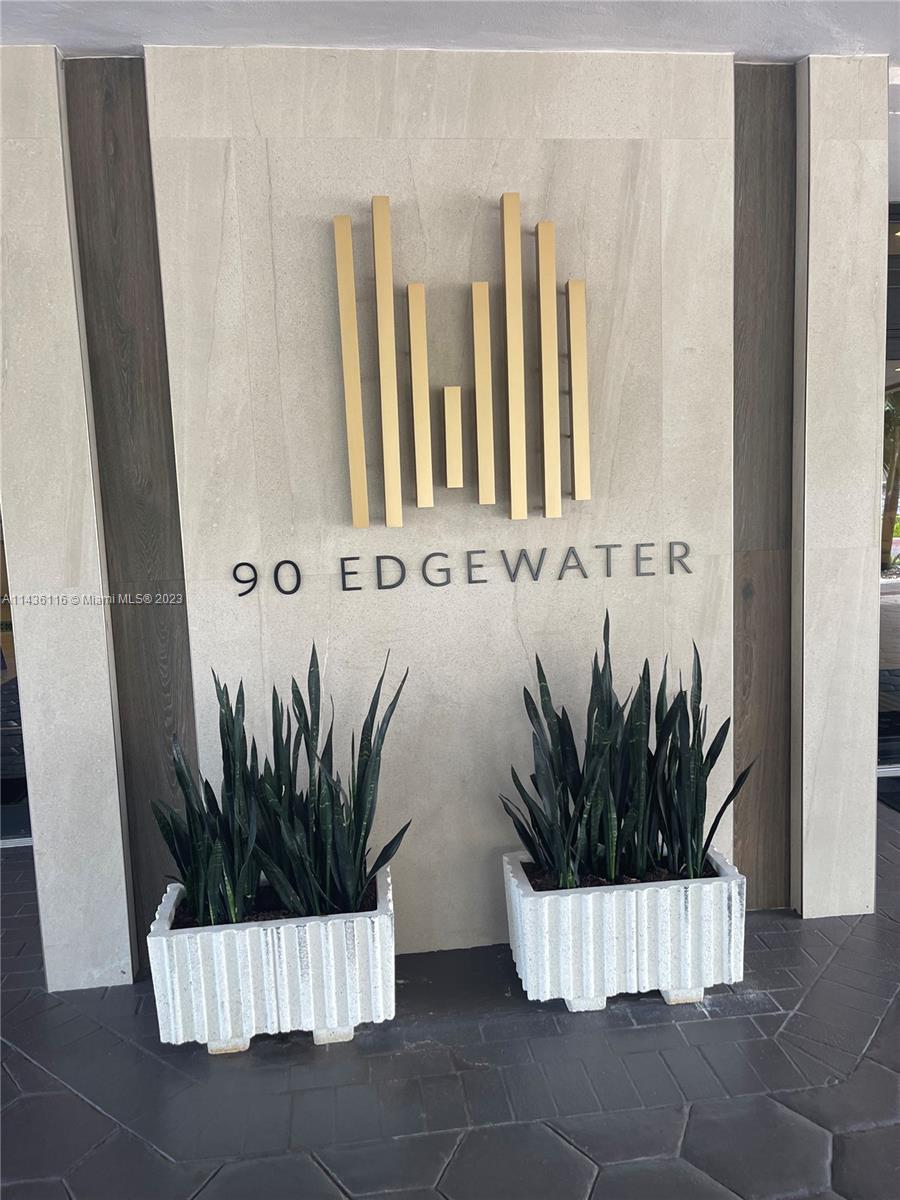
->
[792, 55, 888, 917]
[0, 46, 135, 988]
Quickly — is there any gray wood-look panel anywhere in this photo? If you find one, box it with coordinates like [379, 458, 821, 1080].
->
[733, 63, 796, 909]
[64, 57, 197, 966]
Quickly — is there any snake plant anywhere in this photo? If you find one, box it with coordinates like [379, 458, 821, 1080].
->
[152, 674, 261, 927]
[501, 615, 752, 888]
[255, 646, 411, 916]
[153, 650, 410, 926]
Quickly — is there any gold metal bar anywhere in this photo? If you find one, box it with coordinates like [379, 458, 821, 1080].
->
[407, 283, 434, 508]
[372, 195, 403, 527]
[536, 221, 562, 518]
[566, 279, 591, 501]
[471, 282, 495, 505]
[444, 386, 463, 488]
[502, 193, 527, 519]
[332, 216, 369, 528]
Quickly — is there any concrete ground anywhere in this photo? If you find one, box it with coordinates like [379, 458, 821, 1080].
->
[2, 807, 899, 1200]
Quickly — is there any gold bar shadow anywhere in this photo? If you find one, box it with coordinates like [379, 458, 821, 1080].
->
[372, 196, 403, 527]
[536, 221, 562, 519]
[407, 283, 434, 507]
[471, 282, 495, 505]
[566, 279, 591, 501]
[444, 386, 463, 488]
[332, 216, 370, 529]
[502, 193, 527, 520]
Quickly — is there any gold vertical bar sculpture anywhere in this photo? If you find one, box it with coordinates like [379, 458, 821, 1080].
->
[536, 221, 562, 518]
[502, 193, 527, 519]
[444, 386, 463, 488]
[372, 196, 403, 527]
[471, 282, 495, 505]
[407, 283, 434, 507]
[566, 279, 591, 501]
[332, 216, 370, 529]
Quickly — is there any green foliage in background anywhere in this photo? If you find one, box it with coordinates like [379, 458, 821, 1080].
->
[152, 650, 410, 926]
[500, 615, 752, 889]
[882, 381, 900, 571]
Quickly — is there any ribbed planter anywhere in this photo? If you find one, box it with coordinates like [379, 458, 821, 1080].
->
[148, 867, 395, 1053]
[504, 851, 745, 1011]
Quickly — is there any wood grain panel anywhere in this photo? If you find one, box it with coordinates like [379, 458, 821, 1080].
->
[372, 195, 403, 528]
[502, 192, 527, 520]
[472, 282, 496, 505]
[333, 215, 370, 528]
[64, 58, 197, 966]
[733, 63, 796, 909]
[536, 221, 561, 519]
[407, 282, 434, 508]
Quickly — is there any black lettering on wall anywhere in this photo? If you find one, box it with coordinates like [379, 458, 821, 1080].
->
[422, 552, 451, 586]
[466, 550, 488, 584]
[500, 547, 547, 582]
[668, 541, 692, 574]
[635, 544, 655, 577]
[273, 559, 301, 594]
[594, 544, 622, 577]
[340, 556, 362, 591]
[558, 546, 588, 579]
[376, 555, 406, 590]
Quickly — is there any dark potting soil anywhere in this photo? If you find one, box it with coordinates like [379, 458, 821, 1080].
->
[170, 878, 378, 930]
[522, 859, 717, 893]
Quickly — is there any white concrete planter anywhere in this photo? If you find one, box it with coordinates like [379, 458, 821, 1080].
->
[148, 867, 395, 1053]
[503, 851, 745, 1011]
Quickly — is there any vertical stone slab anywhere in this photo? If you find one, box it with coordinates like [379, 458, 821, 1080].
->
[793, 56, 888, 916]
[733, 64, 796, 909]
[660, 54, 735, 850]
[0, 46, 134, 988]
[146, 48, 735, 954]
[63, 57, 199, 967]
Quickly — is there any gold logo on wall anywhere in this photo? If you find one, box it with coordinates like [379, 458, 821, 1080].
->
[333, 194, 590, 529]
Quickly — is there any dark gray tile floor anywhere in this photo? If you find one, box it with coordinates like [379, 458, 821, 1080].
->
[2, 806, 900, 1199]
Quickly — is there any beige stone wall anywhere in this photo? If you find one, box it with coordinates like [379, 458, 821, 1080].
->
[145, 48, 735, 953]
[792, 56, 888, 917]
[0, 46, 135, 986]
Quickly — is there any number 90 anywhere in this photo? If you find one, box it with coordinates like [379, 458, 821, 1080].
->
[232, 561, 302, 596]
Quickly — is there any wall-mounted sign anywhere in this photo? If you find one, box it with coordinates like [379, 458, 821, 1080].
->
[231, 541, 692, 597]
[333, 194, 590, 530]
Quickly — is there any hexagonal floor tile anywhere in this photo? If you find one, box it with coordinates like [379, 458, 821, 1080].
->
[776, 1061, 900, 1132]
[66, 1132, 213, 1200]
[591, 1158, 737, 1199]
[318, 1132, 460, 1196]
[551, 1107, 686, 1165]
[682, 1095, 831, 1199]
[866, 999, 900, 1073]
[193, 1154, 342, 1199]
[359, 1193, 443, 1200]
[1, 1183, 71, 1200]
[832, 1124, 900, 1200]
[441, 1124, 596, 1200]
[1, 1093, 114, 1183]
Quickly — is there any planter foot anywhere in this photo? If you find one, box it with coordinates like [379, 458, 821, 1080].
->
[564, 996, 607, 1012]
[207, 1038, 250, 1054]
[313, 1025, 355, 1045]
[661, 988, 704, 1006]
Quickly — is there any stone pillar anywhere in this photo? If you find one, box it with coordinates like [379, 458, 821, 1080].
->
[0, 45, 135, 987]
[791, 55, 888, 916]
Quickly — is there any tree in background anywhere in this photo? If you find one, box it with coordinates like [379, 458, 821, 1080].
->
[883, 381, 900, 572]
